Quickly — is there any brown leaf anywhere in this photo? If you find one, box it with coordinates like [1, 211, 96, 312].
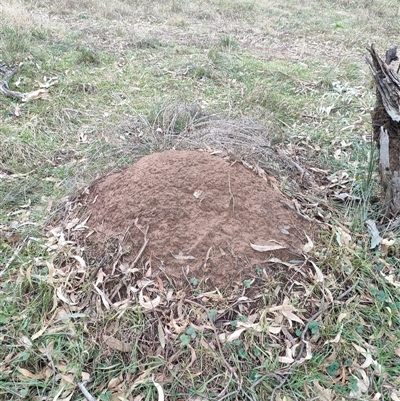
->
[60, 374, 75, 385]
[104, 336, 132, 353]
[157, 322, 166, 349]
[107, 374, 124, 390]
[17, 367, 46, 379]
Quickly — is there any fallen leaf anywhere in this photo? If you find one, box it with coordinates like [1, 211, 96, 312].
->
[56, 287, 78, 306]
[31, 326, 48, 340]
[313, 380, 334, 401]
[352, 343, 383, 373]
[332, 192, 361, 201]
[278, 356, 294, 363]
[170, 318, 187, 334]
[381, 238, 395, 255]
[172, 253, 195, 260]
[270, 302, 304, 327]
[309, 259, 324, 283]
[17, 367, 46, 380]
[193, 190, 203, 199]
[223, 328, 246, 342]
[60, 375, 75, 385]
[281, 310, 304, 325]
[268, 325, 281, 334]
[334, 149, 341, 159]
[104, 336, 132, 353]
[139, 290, 161, 310]
[65, 218, 80, 230]
[349, 369, 369, 398]
[337, 312, 348, 323]
[71, 255, 86, 269]
[52, 386, 66, 401]
[335, 227, 352, 247]
[57, 392, 74, 401]
[392, 391, 400, 401]
[158, 322, 165, 349]
[297, 340, 313, 364]
[303, 233, 314, 253]
[250, 242, 286, 252]
[153, 379, 164, 401]
[55, 313, 87, 322]
[366, 220, 382, 249]
[93, 284, 110, 309]
[324, 325, 343, 344]
[20, 335, 32, 348]
[108, 375, 124, 390]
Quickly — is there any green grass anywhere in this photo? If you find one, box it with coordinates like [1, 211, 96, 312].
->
[1, 0, 400, 400]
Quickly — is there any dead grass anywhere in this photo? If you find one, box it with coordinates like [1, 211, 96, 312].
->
[1, 0, 400, 400]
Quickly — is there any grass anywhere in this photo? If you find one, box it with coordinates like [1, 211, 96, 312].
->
[1, 0, 400, 400]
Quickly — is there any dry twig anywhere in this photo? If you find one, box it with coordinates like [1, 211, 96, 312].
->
[77, 378, 97, 401]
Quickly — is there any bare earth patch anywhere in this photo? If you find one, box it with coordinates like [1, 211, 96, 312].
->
[79, 150, 315, 288]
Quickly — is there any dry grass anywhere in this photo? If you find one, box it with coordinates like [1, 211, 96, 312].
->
[1, 0, 400, 400]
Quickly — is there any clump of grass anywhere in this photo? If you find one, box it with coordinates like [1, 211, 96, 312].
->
[75, 46, 101, 65]
[218, 35, 238, 51]
[134, 37, 162, 49]
[0, 26, 36, 64]
[145, 99, 204, 136]
[189, 65, 213, 80]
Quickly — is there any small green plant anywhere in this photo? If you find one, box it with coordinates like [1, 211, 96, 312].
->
[327, 361, 340, 377]
[99, 392, 112, 401]
[207, 309, 217, 321]
[308, 321, 319, 335]
[189, 277, 198, 286]
[179, 327, 197, 345]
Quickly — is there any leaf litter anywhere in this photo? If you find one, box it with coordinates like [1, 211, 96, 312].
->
[32, 177, 367, 401]
[2, 136, 378, 400]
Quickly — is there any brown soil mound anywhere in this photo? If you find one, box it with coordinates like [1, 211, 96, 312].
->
[83, 150, 314, 287]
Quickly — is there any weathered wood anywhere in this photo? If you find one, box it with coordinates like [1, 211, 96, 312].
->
[366, 44, 400, 122]
[0, 65, 25, 100]
[0, 64, 51, 102]
[379, 127, 390, 197]
[367, 44, 400, 216]
[392, 172, 400, 213]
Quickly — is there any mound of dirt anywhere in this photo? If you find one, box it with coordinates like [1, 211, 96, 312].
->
[82, 150, 315, 288]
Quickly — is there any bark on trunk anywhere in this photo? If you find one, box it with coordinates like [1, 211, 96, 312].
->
[366, 44, 400, 216]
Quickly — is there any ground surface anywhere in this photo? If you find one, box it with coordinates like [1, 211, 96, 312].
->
[1, 0, 400, 401]
[81, 150, 313, 287]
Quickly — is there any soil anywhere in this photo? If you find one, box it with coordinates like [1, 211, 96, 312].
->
[82, 150, 315, 288]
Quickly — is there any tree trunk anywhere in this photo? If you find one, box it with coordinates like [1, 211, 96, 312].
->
[366, 44, 400, 216]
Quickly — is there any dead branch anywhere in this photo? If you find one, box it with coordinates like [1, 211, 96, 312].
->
[366, 44, 400, 216]
[0, 64, 50, 102]
[0, 64, 25, 100]
[366, 44, 400, 122]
